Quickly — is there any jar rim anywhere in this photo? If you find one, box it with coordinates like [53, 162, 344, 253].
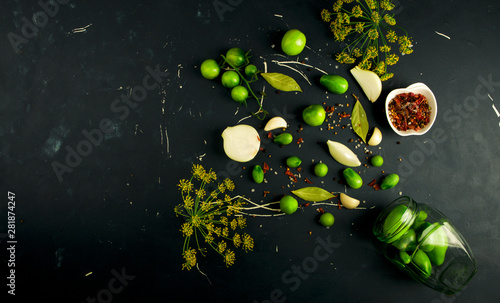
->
[373, 196, 417, 243]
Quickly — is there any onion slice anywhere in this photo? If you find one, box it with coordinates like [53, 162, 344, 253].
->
[222, 125, 260, 162]
[350, 66, 382, 102]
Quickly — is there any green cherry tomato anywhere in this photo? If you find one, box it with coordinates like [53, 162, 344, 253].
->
[252, 165, 264, 184]
[286, 156, 302, 168]
[245, 64, 258, 77]
[200, 59, 220, 80]
[319, 213, 335, 227]
[281, 29, 306, 56]
[274, 133, 293, 145]
[280, 195, 298, 214]
[380, 174, 400, 190]
[231, 85, 249, 103]
[371, 155, 384, 167]
[320, 75, 349, 94]
[302, 104, 326, 126]
[343, 168, 363, 189]
[314, 163, 329, 177]
[221, 70, 240, 88]
[226, 48, 246, 67]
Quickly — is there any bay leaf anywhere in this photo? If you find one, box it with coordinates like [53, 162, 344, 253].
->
[291, 187, 336, 202]
[260, 73, 302, 92]
[351, 100, 369, 143]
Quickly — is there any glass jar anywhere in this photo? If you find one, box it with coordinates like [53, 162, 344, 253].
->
[373, 196, 477, 294]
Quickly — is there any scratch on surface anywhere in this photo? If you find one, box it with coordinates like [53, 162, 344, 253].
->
[488, 94, 494, 102]
[165, 127, 170, 156]
[159, 124, 164, 147]
[274, 14, 283, 18]
[435, 31, 451, 39]
[69, 23, 93, 34]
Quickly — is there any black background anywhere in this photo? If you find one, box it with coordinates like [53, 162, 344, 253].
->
[1, 0, 500, 302]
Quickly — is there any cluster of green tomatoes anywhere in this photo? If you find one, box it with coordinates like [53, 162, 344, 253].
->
[200, 48, 258, 104]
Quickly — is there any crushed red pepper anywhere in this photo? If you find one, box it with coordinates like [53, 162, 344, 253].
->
[284, 168, 298, 182]
[262, 162, 269, 173]
[304, 177, 313, 184]
[388, 92, 431, 131]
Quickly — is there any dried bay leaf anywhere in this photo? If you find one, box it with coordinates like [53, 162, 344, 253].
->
[260, 73, 302, 92]
[291, 187, 336, 202]
[351, 99, 369, 143]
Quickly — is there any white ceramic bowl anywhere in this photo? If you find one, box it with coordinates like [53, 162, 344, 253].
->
[385, 83, 437, 136]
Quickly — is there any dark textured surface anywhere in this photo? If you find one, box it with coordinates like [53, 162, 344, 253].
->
[1, 0, 500, 302]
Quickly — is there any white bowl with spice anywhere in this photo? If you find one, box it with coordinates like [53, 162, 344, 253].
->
[385, 83, 437, 136]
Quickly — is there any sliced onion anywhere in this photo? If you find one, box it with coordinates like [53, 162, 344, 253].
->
[222, 125, 260, 162]
[327, 140, 361, 167]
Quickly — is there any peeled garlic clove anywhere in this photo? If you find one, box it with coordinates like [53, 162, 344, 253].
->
[350, 66, 382, 102]
[327, 140, 361, 167]
[340, 193, 360, 209]
[368, 127, 382, 146]
[264, 117, 288, 131]
[222, 125, 260, 162]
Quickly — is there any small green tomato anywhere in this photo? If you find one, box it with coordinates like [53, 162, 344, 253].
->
[200, 59, 220, 80]
[231, 85, 249, 103]
[314, 163, 329, 177]
[280, 195, 298, 214]
[245, 64, 258, 77]
[319, 213, 335, 227]
[371, 155, 384, 167]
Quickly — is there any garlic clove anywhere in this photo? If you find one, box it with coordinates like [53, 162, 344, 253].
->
[350, 66, 382, 102]
[264, 117, 288, 131]
[326, 140, 361, 167]
[368, 127, 382, 146]
[222, 125, 260, 162]
[340, 193, 360, 209]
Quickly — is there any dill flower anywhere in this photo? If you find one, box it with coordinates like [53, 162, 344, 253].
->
[242, 234, 254, 252]
[322, 0, 412, 80]
[224, 249, 236, 267]
[175, 164, 256, 270]
[380, 73, 394, 81]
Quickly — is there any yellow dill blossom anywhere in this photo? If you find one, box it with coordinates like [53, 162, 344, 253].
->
[214, 226, 222, 237]
[195, 188, 206, 199]
[366, 0, 377, 10]
[174, 204, 182, 216]
[354, 22, 365, 34]
[380, 45, 391, 53]
[217, 182, 226, 193]
[192, 164, 206, 180]
[335, 52, 355, 64]
[181, 222, 193, 237]
[400, 45, 414, 55]
[217, 241, 227, 253]
[224, 249, 235, 267]
[386, 53, 399, 65]
[200, 201, 212, 212]
[233, 233, 242, 248]
[373, 61, 386, 76]
[321, 9, 331, 22]
[191, 215, 202, 227]
[183, 195, 194, 209]
[358, 59, 372, 70]
[352, 48, 362, 58]
[386, 30, 397, 43]
[380, 0, 395, 11]
[222, 227, 229, 237]
[365, 46, 378, 59]
[351, 5, 363, 18]
[203, 170, 217, 184]
[220, 216, 228, 226]
[383, 14, 396, 26]
[343, 0, 354, 4]
[205, 233, 214, 244]
[205, 222, 215, 233]
[237, 217, 247, 229]
[177, 179, 193, 193]
[398, 35, 412, 47]
[230, 218, 238, 230]
[371, 11, 380, 25]
[242, 234, 254, 252]
[224, 179, 235, 191]
[380, 73, 394, 81]
[332, 0, 343, 12]
[367, 28, 379, 40]
[182, 248, 197, 270]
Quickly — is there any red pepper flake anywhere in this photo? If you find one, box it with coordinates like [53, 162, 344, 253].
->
[267, 132, 273, 139]
[325, 106, 335, 113]
[259, 147, 266, 152]
[368, 179, 381, 191]
[388, 92, 431, 131]
[263, 191, 270, 197]
[339, 112, 350, 118]
[262, 162, 269, 173]
[284, 168, 298, 182]
[257, 136, 261, 141]
[373, 184, 381, 191]
[303, 203, 310, 207]
[297, 137, 304, 144]
[296, 167, 302, 172]
[317, 208, 325, 214]
[304, 177, 313, 184]
[297, 124, 304, 133]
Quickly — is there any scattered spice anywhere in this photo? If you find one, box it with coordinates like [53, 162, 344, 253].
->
[284, 168, 298, 182]
[304, 177, 313, 184]
[262, 162, 270, 173]
[388, 92, 431, 131]
[303, 203, 310, 207]
[297, 124, 304, 132]
[263, 191, 270, 197]
[267, 132, 273, 139]
[297, 137, 304, 144]
[317, 208, 325, 214]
